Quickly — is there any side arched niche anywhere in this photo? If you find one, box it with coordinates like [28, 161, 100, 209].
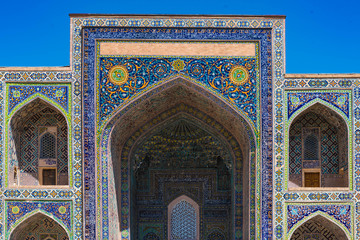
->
[106, 79, 256, 239]
[290, 215, 348, 240]
[9, 212, 69, 240]
[8, 98, 69, 186]
[288, 103, 348, 188]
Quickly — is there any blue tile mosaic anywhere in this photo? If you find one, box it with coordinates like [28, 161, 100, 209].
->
[82, 26, 273, 239]
[8, 85, 69, 114]
[287, 204, 351, 233]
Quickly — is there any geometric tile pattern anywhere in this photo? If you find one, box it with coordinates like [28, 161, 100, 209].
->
[170, 200, 197, 239]
[290, 218, 338, 240]
[1, 71, 71, 82]
[289, 135, 302, 175]
[19, 107, 68, 179]
[289, 112, 339, 177]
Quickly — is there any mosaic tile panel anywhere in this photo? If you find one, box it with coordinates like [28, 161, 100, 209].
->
[99, 56, 258, 126]
[278, 85, 356, 238]
[1, 80, 77, 237]
[287, 204, 351, 233]
[6, 201, 72, 232]
[288, 92, 350, 119]
[3, 189, 73, 199]
[289, 135, 301, 175]
[8, 85, 69, 114]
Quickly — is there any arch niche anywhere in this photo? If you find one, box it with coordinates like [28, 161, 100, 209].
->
[9, 212, 69, 240]
[288, 102, 349, 188]
[104, 78, 256, 239]
[290, 214, 349, 240]
[8, 98, 69, 186]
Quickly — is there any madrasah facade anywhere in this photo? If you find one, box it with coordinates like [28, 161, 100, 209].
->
[0, 14, 359, 239]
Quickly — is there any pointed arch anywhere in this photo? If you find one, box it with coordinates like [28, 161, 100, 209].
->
[112, 104, 241, 239]
[8, 210, 70, 240]
[288, 98, 349, 129]
[8, 93, 68, 122]
[102, 76, 257, 138]
[168, 195, 200, 240]
[288, 211, 350, 240]
[99, 76, 258, 239]
[7, 96, 70, 187]
[286, 100, 350, 189]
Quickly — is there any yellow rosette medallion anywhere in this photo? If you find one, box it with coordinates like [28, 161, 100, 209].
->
[109, 65, 128, 85]
[229, 66, 249, 86]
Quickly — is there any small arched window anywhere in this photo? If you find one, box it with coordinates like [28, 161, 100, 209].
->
[168, 195, 199, 240]
[303, 128, 320, 161]
[40, 132, 56, 159]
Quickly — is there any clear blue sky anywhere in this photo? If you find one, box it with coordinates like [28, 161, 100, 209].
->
[1, 0, 359, 73]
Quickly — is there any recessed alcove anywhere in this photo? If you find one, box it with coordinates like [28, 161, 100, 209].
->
[288, 103, 348, 189]
[290, 215, 348, 240]
[9, 213, 69, 240]
[8, 98, 69, 187]
[106, 79, 255, 239]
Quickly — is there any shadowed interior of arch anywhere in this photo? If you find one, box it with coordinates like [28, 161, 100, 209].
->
[290, 215, 348, 240]
[8, 98, 69, 186]
[105, 80, 256, 239]
[9, 212, 69, 240]
[288, 103, 348, 188]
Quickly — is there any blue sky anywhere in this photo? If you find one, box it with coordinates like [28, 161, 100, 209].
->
[1, 0, 359, 73]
